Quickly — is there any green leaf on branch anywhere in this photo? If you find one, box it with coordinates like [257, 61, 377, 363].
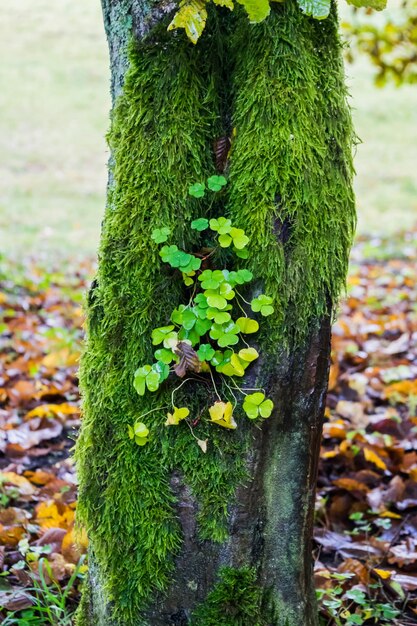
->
[191, 217, 209, 231]
[205, 292, 228, 310]
[237, 0, 270, 22]
[207, 175, 227, 192]
[206, 308, 231, 324]
[296, 0, 331, 19]
[188, 181, 206, 197]
[167, 0, 208, 45]
[243, 392, 274, 419]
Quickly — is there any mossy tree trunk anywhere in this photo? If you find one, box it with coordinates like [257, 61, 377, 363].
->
[75, 1, 355, 625]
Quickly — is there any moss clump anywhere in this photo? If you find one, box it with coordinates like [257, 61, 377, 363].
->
[228, 0, 356, 350]
[76, 26, 250, 626]
[191, 567, 265, 626]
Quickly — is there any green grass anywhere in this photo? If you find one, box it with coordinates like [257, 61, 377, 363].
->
[0, 0, 416, 257]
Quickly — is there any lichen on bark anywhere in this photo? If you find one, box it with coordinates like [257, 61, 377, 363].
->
[75, 1, 355, 624]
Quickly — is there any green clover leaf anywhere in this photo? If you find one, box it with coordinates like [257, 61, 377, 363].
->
[251, 294, 274, 317]
[209, 217, 232, 235]
[243, 392, 274, 419]
[151, 227, 171, 244]
[151, 325, 176, 345]
[191, 217, 209, 231]
[189, 182, 206, 198]
[236, 317, 259, 334]
[197, 344, 216, 362]
[207, 175, 227, 192]
[229, 227, 249, 250]
[128, 422, 149, 446]
[154, 348, 176, 364]
[134, 365, 161, 395]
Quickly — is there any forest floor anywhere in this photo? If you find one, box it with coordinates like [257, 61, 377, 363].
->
[1, 231, 417, 624]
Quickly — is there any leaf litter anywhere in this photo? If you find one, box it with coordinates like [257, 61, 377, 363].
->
[1, 231, 417, 623]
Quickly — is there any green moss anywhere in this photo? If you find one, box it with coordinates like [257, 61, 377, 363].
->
[191, 567, 265, 625]
[228, 0, 356, 350]
[76, 25, 250, 625]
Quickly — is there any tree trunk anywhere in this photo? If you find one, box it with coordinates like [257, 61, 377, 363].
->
[75, 1, 355, 625]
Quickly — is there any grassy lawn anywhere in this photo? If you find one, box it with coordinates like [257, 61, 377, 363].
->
[0, 0, 416, 258]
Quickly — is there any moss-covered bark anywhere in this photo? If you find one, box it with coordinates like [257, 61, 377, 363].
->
[75, 1, 355, 625]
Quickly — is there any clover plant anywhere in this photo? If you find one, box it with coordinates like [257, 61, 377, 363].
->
[130, 176, 275, 450]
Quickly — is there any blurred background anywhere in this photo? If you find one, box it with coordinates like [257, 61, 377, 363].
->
[0, 0, 416, 259]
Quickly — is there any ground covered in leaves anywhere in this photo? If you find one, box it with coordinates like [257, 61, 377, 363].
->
[1, 232, 417, 625]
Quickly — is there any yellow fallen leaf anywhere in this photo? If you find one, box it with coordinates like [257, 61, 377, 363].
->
[374, 569, 392, 579]
[0, 472, 36, 496]
[364, 447, 387, 471]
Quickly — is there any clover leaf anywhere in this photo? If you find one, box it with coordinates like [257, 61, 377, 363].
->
[197, 344, 216, 362]
[154, 348, 176, 364]
[128, 422, 149, 446]
[165, 406, 190, 426]
[209, 401, 237, 429]
[151, 227, 170, 244]
[134, 365, 157, 396]
[191, 217, 209, 231]
[207, 175, 227, 192]
[189, 182, 206, 198]
[209, 217, 232, 235]
[243, 392, 274, 419]
[236, 317, 259, 334]
[206, 308, 231, 324]
[152, 325, 176, 346]
[251, 294, 274, 317]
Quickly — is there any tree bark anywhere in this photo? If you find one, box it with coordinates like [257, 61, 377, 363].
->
[75, 1, 355, 625]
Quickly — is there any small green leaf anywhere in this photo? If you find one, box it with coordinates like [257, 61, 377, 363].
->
[243, 392, 274, 420]
[346, 0, 386, 8]
[218, 333, 239, 347]
[238, 347, 259, 362]
[236, 317, 259, 334]
[194, 317, 212, 336]
[151, 227, 171, 244]
[191, 217, 209, 231]
[153, 361, 170, 382]
[209, 217, 232, 235]
[197, 344, 216, 362]
[251, 294, 274, 317]
[182, 308, 197, 330]
[167, 0, 208, 44]
[188, 182, 206, 198]
[230, 227, 249, 250]
[154, 348, 176, 364]
[152, 325, 175, 345]
[207, 175, 227, 192]
[218, 233, 233, 248]
[234, 247, 249, 259]
[146, 370, 160, 392]
[205, 292, 228, 310]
